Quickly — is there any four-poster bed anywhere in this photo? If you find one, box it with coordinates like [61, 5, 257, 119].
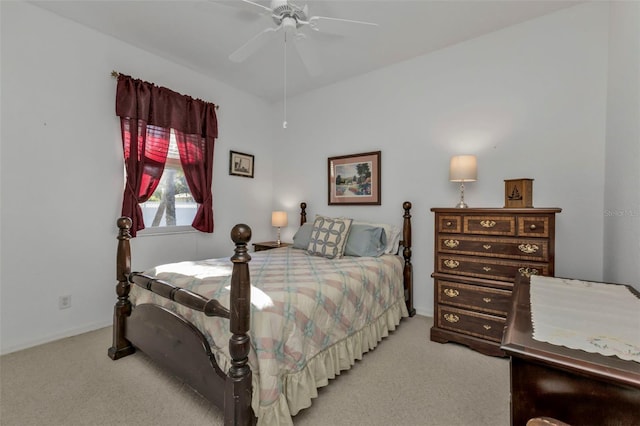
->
[109, 201, 415, 425]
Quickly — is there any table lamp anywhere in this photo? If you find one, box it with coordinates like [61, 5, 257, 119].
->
[449, 155, 477, 208]
[271, 211, 288, 246]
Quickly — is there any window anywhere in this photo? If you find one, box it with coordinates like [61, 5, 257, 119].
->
[139, 131, 198, 231]
[116, 73, 217, 237]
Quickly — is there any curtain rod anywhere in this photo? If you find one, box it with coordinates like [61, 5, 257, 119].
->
[110, 70, 219, 110]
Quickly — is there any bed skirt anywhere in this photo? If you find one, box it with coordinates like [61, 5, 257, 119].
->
[216, 299, 409, 425]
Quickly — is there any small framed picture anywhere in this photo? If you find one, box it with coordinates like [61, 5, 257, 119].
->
[328, 151, 381, 205]
[229, 150, 254, 178]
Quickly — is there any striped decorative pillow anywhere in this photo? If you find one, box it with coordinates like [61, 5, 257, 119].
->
[307, 216, 352, 259]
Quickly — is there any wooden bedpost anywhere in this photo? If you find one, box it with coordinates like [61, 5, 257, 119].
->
[402, 202, 416, 317]
[225, 224, 255, 426]
[108, 217, 136, 360]
[300, 202, 307, 226]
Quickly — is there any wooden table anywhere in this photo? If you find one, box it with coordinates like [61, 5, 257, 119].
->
[501, 275, 640, 425]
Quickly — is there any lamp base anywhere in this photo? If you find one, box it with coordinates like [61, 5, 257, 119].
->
[455, 181, 469, 208]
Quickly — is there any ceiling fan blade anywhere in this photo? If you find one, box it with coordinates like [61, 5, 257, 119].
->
[239, 0, 273, 13]
[308, 16, 378, 36]
[206, 0, 272, 21]
[229, 26, 280, 62]
[293, 34, 323, 77]
[222, 0, 272, 15]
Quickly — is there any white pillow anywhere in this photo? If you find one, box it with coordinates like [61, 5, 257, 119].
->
[352, 220, 401, 254]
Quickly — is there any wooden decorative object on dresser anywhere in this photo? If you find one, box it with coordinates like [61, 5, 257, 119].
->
[430, 207, 561, 357]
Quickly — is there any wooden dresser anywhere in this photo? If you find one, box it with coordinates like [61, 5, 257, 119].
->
[430, 207, 561, 356]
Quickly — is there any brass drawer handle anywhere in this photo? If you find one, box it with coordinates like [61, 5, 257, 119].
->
[529, 224, 537, 230]
[443, 288, 459, 298]
[480, 220, 496, 228]
[518, 243, 539, 254]
[444, 239, 460, 248]
[483, 297, 492, 303]
[444, 259, 460, 269]
[483, 325, 492, 330]
[518, 267, 539, 278]
[483, 244, 492, 250]
[444, 313, 459, 323]
[483, 266, 492, 271]
[446, 221, 453, 227]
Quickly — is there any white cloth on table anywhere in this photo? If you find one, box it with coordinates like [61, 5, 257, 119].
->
[530, 275, 640, 363]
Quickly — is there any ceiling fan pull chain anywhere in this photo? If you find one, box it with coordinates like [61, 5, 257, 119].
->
[283, 31, 288, 129]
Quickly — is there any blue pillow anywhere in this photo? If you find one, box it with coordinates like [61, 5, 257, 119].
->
[344, 224, 386, 257]
[292, 223, 314, 249]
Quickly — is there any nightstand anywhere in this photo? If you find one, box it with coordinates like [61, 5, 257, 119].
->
[252, 241, 292, 252]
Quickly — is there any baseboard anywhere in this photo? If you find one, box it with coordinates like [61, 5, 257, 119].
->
[0, 320, 112, 356]
[414, 307, 432, 317]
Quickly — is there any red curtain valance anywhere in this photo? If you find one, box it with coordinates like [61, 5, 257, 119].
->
[115, 74, 218, 139]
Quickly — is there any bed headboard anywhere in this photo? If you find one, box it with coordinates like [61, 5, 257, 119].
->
[296, 201, 414, 317]
[300, 202, 307, 226]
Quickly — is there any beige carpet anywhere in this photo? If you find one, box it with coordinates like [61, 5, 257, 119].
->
[0, 316, 510, 425]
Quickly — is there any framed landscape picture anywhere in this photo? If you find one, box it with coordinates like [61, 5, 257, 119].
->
[328, 151, 381, 205]
[229, 150, 254, 178]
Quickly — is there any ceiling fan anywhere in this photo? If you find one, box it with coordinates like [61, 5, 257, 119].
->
[226, 0, 378, 76]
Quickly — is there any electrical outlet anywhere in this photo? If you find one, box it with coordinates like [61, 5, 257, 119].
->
[59, 295, 72, 310]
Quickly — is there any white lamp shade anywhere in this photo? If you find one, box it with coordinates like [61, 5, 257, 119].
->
[449, 155, 478, 182]
[271, 211, 288, 227]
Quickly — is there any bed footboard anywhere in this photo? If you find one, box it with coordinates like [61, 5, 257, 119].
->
[108, 217, 135, 360]
[126, 303, 227, 404]
[109, 218, 255, 425]
[224, 224, 254, 426]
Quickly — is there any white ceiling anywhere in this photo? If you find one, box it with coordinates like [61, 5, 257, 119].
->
[32, 0, 581, 102]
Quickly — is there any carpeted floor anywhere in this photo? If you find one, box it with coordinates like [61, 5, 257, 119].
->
[0, 315, 510, 425]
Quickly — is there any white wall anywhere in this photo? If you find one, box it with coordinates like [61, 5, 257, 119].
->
[0, 1, 276, 354]
[603, 1, 640, 289]
[273, 2, 611, 316]
[1, 1, 634, 353]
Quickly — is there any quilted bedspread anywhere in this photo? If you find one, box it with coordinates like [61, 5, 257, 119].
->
[129, 247, 408, 425]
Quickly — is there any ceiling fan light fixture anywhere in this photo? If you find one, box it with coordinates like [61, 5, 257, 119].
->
[271, 1, 306, 26]
[282, 16, 297, 33]
[229, 0, 378, 76]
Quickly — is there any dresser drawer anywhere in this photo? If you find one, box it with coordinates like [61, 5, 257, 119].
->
[438, 215, 461, 233]
[437, 255, 549, 282]
[437, 236, 549, 261]
[436, 305, 505, 343]
[518, 216, 551, 238]
[464, 216, 516, 236]
[436, 279, 512, 316]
